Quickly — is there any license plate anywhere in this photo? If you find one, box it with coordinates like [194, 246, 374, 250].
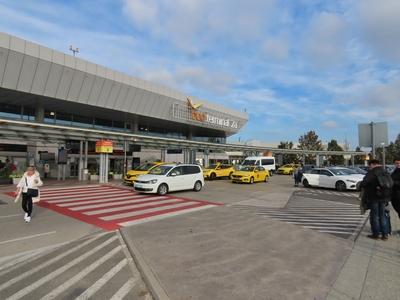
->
[135, 184, 142, 188]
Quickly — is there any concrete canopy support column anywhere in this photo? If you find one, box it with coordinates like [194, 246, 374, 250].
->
[84, 140, 88, 180]
[351, 155, 355, 167]
[78, 140, 83, 181]
[204, 150, 209, 167]
[316, 154, 320, 167]
[35, 99, 44, 123]
[302, 154, 306, 165]
[161, 149, 166, 162]
[123, 140, 128, 175]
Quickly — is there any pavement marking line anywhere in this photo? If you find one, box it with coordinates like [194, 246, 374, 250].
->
[42, 191, 131, 202]
[5, 235, 118, 300]
[271, 217, 364, 223]
[100, 201, 199, 221]
[109, 278, 137, 300]
[39, 185, 103, 192]
[283, 221, 359, 228]
[83, 199, 185, 216]
[74, 259, 128, 300]
[0, 241, 71, 274]
[119, 204, 217, 227]
[66, 196, 168, 210]
[301, 225, 359, 231]
[0, 233, 112, 292]
[317, 230, 356, 234]
[0, 214, 22, 219]
[54, 194, 147, 206]
[42, 190, 128, 200]
[40, 246, 122, 300]
[258, 213, 364, 219]
[0, 231, 56, 246]
[40, 186, 113, 196]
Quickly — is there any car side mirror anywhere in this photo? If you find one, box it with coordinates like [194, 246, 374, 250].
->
[170, 172, 177, 177]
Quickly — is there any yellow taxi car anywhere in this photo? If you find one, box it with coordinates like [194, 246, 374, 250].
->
[276, 164, 300, 175]
[231, 166, 270, 184]
[124, 162, 166, 185]
[203, 163, 235, 180]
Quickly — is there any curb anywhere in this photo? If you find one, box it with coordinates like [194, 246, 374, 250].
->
[118, 229, 170, 300]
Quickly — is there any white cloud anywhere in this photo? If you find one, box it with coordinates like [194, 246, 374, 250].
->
[304, 12, 349, 68]
[355, 0, 400, 62]
[123, 0, 276, 53]
[262, 37, 289, 60]
[322, 120, 338, 129]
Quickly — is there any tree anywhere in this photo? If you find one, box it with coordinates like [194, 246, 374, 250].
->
[277, 141, 298, 164]
[326, 139, 344, 165]
[354, 146, 365, 165]
[298, 131, 323, 164]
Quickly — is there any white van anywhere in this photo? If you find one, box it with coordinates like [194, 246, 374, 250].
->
[242, 156, 276, 174]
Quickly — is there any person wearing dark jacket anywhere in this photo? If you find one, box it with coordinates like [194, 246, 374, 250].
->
[361, 159, 391, 240]
[391, 159, 400, 218]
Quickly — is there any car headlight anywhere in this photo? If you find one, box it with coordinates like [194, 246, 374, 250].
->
[150, 179, 158, 184]
[346, 180, 356, 183]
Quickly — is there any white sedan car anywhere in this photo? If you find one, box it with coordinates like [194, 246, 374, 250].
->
[301, 167, 365, 191]
[133, 164, 204, 195]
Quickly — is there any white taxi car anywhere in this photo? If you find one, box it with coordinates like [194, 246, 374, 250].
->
[301, 167, 365, 191]
[133, 164, 204, 195]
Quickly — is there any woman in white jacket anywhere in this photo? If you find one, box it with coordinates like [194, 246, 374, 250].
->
[16, 166, 43, 222]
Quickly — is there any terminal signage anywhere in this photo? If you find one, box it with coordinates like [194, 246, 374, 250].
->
[186, 98, 238, 129]
[96, 140, 113, 153]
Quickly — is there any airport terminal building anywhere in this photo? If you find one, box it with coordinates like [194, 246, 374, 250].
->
[0, 32, 248, 178]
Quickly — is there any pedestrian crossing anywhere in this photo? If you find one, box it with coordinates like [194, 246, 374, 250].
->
[296, 188, 359, 198]
[0, 232, 152, 300]
[233, 197, 368, 239]
[36, 185, 221, 230]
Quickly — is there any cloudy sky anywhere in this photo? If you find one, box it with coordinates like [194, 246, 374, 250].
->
[1, 0, 399, 149]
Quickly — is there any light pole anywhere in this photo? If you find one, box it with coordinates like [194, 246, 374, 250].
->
[381, 142, 385, 169]
[69, 45, 79, 57]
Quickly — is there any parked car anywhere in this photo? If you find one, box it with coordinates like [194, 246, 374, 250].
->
[124, 162, 166, 185]
[133, 164, 204, 195]
[346, 166, 367, 175]
[203, 163, 234, 180]
[276, 164, 300, 175]
[241, 156, 276, 175]
[301, 167, 364, 191]
[231, 166, 269, 184]
[301, 164, 316, 174]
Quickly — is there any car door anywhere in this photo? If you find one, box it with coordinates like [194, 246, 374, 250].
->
[182, 166, 196, 189]
[307, 169, 320, 186]
[166, 166, 183, 191]
[319, 170, 334, 188]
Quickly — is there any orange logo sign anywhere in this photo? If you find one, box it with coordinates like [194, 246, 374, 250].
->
[187, 97, 206, 122]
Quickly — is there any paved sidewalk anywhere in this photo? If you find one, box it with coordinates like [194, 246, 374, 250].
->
[327, 207, 400, 300]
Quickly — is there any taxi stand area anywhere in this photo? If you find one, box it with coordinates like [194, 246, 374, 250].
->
[0, 118, 366, 184]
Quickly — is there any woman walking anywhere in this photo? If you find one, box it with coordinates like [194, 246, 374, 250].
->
[16, 166, 43, 222]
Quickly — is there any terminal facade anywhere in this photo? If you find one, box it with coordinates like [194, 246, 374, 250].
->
[0, 32, 248, 179]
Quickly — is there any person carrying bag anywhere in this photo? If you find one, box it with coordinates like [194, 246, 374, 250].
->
[16, 166, 43, 223]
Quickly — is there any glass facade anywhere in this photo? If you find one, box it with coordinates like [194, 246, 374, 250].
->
[0, 104, 226, 143]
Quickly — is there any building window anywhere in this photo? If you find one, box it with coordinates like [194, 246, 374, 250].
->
[94, 117, 112, 129]
[56, 112, 72, 125]
[72, 115, 93, 128]
[44, 110, 56, 123]
[0, 104, 22, 119]
[22, 106, 35, 121]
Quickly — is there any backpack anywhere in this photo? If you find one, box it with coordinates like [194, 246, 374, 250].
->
[376, 170, 393, 200]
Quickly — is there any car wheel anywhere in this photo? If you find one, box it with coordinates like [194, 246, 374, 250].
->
[193, 181, 202, 192]
[157, 183, 168, 195]
[250, 177, 254, 184]
[264, 175, 268, 182]
[229, 172, 233, 179]
[302, 179, 310, 188]
[210, 173, 216, 180]
[336, 181, 346, 192]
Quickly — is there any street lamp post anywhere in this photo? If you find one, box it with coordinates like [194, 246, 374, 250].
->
[381, 142, 385, 169]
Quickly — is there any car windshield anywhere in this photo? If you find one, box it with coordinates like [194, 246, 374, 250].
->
[134, 163, 157, 171]
[148, 165, 173, 175]
[242, 160, 257, 166]
[349, 167, 367, 174]
[328, 168, 355, 175]
[207, 164, 218, 169]
[240, 166, 255, 172]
